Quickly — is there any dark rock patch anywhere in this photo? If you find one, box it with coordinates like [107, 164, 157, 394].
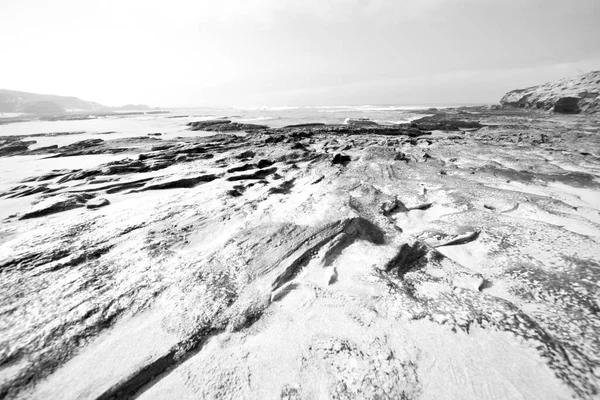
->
[236, 150, 256, 159]
[256, 159, 274, 169]
[187, 120, 267, 132]
[394, 152, 410, 163]
[27, 145, 59, 155]
[411, 115, 483, 131]
[227, 184, 247, 197]
[268, 179, 296, 195]
[332, 153, 351, 166]
[140, 174, 218, 191]
[227, 163, 255, 173]
[346, 118, 379, 127]
[282, 123, 325, 129]
[59, 138, 104, 150]
[383, 241, 429, 276]
[265, 135, 285, 144]
[553, 97, 581, 114]
[226, 167, 277, 181]
[0, 140, 31, 156]
[291, 143, 308, 151]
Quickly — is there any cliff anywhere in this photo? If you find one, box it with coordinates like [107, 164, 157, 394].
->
[500, 71, 600, 114]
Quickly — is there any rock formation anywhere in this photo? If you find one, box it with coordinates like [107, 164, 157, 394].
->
[500, 70, 600, 113]
[0, 108, 599, 399]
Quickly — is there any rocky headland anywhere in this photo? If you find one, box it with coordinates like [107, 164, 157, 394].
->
[500, 71, 600, 114]
[0, 79, 599, 399]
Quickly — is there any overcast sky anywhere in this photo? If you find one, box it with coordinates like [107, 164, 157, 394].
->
[1, 0, 599, 107]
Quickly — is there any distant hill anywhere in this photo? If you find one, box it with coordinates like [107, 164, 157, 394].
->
[113, 104, 153, 111]
[20, 101, 66, 114]
[500, 71, 600, 114]
[0, 89, 105, 113]
[0, 89, 154, 114]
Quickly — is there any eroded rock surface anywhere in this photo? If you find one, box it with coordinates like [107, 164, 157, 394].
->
[0, 109, 599, 400]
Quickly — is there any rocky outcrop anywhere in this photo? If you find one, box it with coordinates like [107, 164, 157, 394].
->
[411, 114, 484, 130]
[139, 174, 218, 191]
[1, 108, 599, 400]
[19, 193, 95, 219]
[0, 140, 32, 156]
[331, 153, 351, 165]
[345, 118, 380, 127]
[186, 118, 484, 136]
[187, 120, 268, 132]
[500, 71, 600, 113]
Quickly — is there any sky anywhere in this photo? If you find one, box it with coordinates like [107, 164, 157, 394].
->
[0, 0, 599, 107]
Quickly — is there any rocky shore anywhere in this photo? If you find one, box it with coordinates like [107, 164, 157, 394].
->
[0, 105, 599, 399]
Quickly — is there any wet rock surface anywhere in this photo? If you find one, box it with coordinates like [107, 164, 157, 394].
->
[187, 119, 268, 132]
[0, 108, 599, 399]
